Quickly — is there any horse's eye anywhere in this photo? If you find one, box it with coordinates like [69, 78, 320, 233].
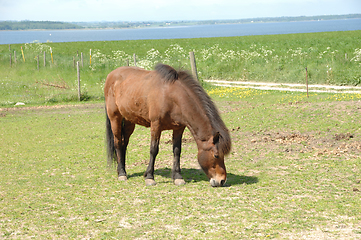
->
[214, 154, 219, 159]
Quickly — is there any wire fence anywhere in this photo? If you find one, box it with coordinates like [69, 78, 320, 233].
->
[1, 41, 361, 105]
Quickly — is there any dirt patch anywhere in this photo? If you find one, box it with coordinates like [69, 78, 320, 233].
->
[221, 101, 361, 161]
[334, 132, 354, 141]
[245, 130, 361, 158]
[164, 138, 194, 145]
[0, 103, 105, 117]
[252, 132, 310, 144]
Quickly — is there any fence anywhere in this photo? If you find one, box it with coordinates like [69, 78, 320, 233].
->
[5, 43, 360, 82]
[4, 44, 200, 102]
[1, 41, 361, 105]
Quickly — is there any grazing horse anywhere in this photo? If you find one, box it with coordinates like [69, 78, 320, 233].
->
[104, 63, 231, 187]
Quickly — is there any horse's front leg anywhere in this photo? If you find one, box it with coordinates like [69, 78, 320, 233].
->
[144, 121, 161, 186]
[172, 127, 186, 186]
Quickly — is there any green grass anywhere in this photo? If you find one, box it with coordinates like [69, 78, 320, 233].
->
[1, 90, 361, 239]
[1, 33, 361, 238]
[1, 31, 361, 107]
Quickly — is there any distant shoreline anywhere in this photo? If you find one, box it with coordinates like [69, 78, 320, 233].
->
[1, 14, 361, 31]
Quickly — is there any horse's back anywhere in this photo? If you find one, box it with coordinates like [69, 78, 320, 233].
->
[105, 66, 153, 99]
[104, 66, 165, 127]
[105, 66, 148, 87]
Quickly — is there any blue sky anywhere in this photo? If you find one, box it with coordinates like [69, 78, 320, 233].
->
[0, 0, 360, 22]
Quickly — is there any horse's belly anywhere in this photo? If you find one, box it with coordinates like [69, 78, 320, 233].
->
[125, 115, 151, 127]
[118, 99, 151, 127]
[124, 113, 151, 127]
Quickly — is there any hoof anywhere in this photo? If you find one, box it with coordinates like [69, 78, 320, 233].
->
[145, 179, 157, 186]
[174, 179, 186, 186]
[118, 176, 127, 181]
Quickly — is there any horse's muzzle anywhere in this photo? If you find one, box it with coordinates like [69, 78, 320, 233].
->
[210, 178, 226, 187]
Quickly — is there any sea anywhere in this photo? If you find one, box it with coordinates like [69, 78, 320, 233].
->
[1, 18, 361, 45]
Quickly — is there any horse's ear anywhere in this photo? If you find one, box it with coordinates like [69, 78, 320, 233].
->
[213, 132, 220, 144]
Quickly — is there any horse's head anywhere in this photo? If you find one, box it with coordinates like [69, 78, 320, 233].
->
[197, 132, 227, 187]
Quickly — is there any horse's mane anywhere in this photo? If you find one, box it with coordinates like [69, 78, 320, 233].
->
[155, 63, 178, 82]
[155, 63, 231, 156]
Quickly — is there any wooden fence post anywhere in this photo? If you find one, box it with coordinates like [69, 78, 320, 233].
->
[133, 54, 136, 66]
[9, 53, 11, 67]
[43, 51, 46, 67]
[81, 52, 84, 67]
[189, 51, 199, 81]
[21, 46, 25, 62]
[77, 61, 81, 101]
[305, 67, 309, 98]
[126, 59, 129, 66]
[14, 51, 16, 64]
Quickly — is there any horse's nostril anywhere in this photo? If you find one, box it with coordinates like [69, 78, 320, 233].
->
[210, 179, 226, 187]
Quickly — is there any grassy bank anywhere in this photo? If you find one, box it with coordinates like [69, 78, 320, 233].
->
[0, 31, 361, 106]
[1, 89, 361, 238]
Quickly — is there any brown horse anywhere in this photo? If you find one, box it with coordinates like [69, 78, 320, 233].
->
[104, 63, 231, 187]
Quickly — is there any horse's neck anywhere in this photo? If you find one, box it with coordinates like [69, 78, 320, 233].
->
[179, 91, 213, 144]
[187, 116, 212, 143]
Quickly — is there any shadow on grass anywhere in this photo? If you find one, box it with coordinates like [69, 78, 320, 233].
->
[128, 167, 258, 186]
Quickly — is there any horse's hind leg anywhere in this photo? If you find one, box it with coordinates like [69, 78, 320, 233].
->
[118, 120, 135, 180]
[172, 127, 186, 186]
[111, 120, 127, 180]
[111, 117, 135, 181]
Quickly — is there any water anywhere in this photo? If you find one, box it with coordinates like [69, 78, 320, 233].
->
[1, 18, 361, 44]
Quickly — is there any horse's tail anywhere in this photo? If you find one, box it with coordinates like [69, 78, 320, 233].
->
[105, 106, 117, 167]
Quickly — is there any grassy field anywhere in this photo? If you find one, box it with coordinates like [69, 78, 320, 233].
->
[0, 30, 361, 107]
[1, 88, 361, 239]
[1, 32, 361, 238]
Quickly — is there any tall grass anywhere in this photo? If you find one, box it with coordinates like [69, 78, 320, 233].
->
[0, 31, 360, 106]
